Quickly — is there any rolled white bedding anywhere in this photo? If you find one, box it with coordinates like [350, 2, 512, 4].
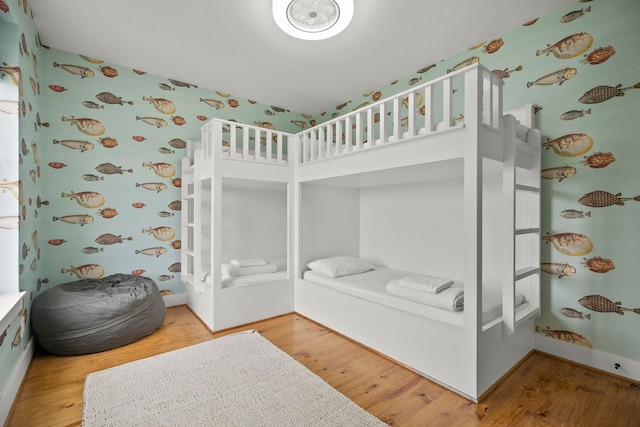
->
[222, 263, 277, 277]
[387, 275, 453, 293]
[386, 282, 464, 311]
[230, 258, 267, 267]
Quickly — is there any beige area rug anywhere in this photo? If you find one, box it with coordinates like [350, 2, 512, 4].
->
[83, 330, 386, 426]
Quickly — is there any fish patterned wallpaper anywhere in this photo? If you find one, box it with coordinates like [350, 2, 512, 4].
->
[1, 0, 639, 396]
[312, 0, 640, 362]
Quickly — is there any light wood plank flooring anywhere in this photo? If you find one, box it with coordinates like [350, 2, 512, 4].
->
[6, 306, 640, 426]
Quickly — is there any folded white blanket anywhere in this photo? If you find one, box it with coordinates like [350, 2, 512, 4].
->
[386, 283, 464, 311]
[387, 275, 453, 293]
[230, 258, 267, 267]
[222, 263, 277, 277]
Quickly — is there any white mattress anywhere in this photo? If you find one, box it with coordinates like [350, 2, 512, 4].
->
[302, 268, 527, 328]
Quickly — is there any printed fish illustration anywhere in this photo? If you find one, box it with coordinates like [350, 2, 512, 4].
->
[527, 68, 576, 87]
[157, 275, 174, 282]
[582, 256, 615, 273]
[61, 191, 105, 209]
[560, 6, 591, 23]
[536, 32, 593, 59]
[200, 98, 224, 109]
[79, 55, 103, 64]
[171, 116, 186, 125]
[12, 326, 22, 348]
[158, 147, 174, 155]
[132, 202, 146, 209]
[168, 79, 196, 88]
[82, 101, 103, 110]
[559, 308, 590, 320]
[82, 174, 103, 182]
[582, 152, 615, 169]
[254, 121, 276, 130]
[158, 83, 174, 91]
[168, 262, 181, 273]
[158, 211, 174, 218]
[95, 163, 133, 174]
[170, 240, 181, 249]
[491, 65, 522, 80]
[0, 62, 22, 93]
[483, 38, 504, 54]
[582, 46, 615, 65]
[61, 263, 105, 279]
[560, 109, 591, 120]
[81, 247, 103, 254]
[137, 182, 168, 193]
[291, 120, 308, 129]
[579, 82, 640, 104]
[95, 233, 133, 245]
[53, 62, 94, 78]
[228, 99, 239, 108]
[61, 116, 105, 136]
[578, 190, 640, 207]
[541, 166, 576, 181]
[447, 56, 479, 73]
[168, 138, 186, 149]
[48, 84, 66, 92]
[142, 226, 176, 241]
[0, 180, 20, 200]
[99, 66, 118, 78]
[216, 91, 231, 98]
[168, 200, 181, 211]
[96, 92, 133, 105]
[48, 239, 66, 246]
[52, 139, 94, 152]
[52, 214, 94, 226]
[543, 133, 592, 157]
[543, 232, 593, 256]
[136, 116, 167, 128]
[160, 290, 175, 296]
[579, 294, 640, 315]
[560, 209, 590, 219]
[131, 269, 146, 275]
[0, 328, 6, 346]
[142, 162, 176, 178]
[541, 262, 576, 278]
[535, 326, 592, 348]
[97, 207, 118, 219]
[21, 243, 29, 260]
[143, 96, 176, 114]
[135, 247, 167, 257]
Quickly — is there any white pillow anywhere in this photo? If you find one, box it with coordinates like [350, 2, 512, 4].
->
[307, 256, 374, 278]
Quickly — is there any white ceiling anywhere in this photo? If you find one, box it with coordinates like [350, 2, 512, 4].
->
[28, 0, 574, 115]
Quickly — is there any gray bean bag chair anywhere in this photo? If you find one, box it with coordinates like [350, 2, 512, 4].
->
[31, 273, 166, 356]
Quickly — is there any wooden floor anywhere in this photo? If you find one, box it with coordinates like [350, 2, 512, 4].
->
[7, 306, 640, 426]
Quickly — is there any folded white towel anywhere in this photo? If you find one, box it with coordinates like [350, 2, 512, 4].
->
[386, 283, 464, 311]
[222, 263, 277, 277]
[230, 258, 267, 267]
[387, 275, 453, 293]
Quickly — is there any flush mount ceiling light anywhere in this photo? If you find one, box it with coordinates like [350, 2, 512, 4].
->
[273, 0, 354, 41]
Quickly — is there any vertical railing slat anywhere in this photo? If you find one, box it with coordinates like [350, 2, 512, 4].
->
[424, 85, 433, 133]
[379, 103, 386, 144]
[392, 98, 400, 142]
[443, 77, 452, 130]
[355, 112, 362, 150]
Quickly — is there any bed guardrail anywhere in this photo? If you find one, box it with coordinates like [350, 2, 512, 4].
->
[298, 63, 503, 164]
[202, 119, 294, 165]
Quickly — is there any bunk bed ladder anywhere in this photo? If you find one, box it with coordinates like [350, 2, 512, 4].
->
[180, 149, 203, 293]
[503, 129, 541, 337]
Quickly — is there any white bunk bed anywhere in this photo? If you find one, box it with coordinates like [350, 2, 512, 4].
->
[181, 122, 296, 331]
[293, 63, 541, 402]
[185, 63, 541, 401]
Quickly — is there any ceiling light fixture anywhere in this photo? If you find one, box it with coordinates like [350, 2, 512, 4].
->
[273, 0, 354, 41]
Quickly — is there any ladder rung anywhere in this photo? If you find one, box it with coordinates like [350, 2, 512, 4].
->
[184, 249, 195, 256]
[515, 266, 539, 281]
[515, 184, 540, 193]
[515, 227, 540, 235]
[183, 222, 195, 228]
[183, 194, 195, 200]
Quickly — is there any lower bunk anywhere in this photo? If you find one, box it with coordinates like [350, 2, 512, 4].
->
[295, 259, 536, 401]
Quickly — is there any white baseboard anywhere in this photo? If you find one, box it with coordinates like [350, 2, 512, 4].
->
[534, 334, 640, 382]
[0, 337, 34, 425]
[163, 292, 187, 307]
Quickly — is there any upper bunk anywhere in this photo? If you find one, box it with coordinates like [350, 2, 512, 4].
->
[192, 63, 540, 184]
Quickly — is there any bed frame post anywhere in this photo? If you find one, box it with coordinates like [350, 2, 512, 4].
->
[462, 65, 483, 397]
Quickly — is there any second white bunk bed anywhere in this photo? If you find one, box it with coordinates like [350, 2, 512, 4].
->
[293, 63, 542, 402]
[181, 121, 296, 331]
